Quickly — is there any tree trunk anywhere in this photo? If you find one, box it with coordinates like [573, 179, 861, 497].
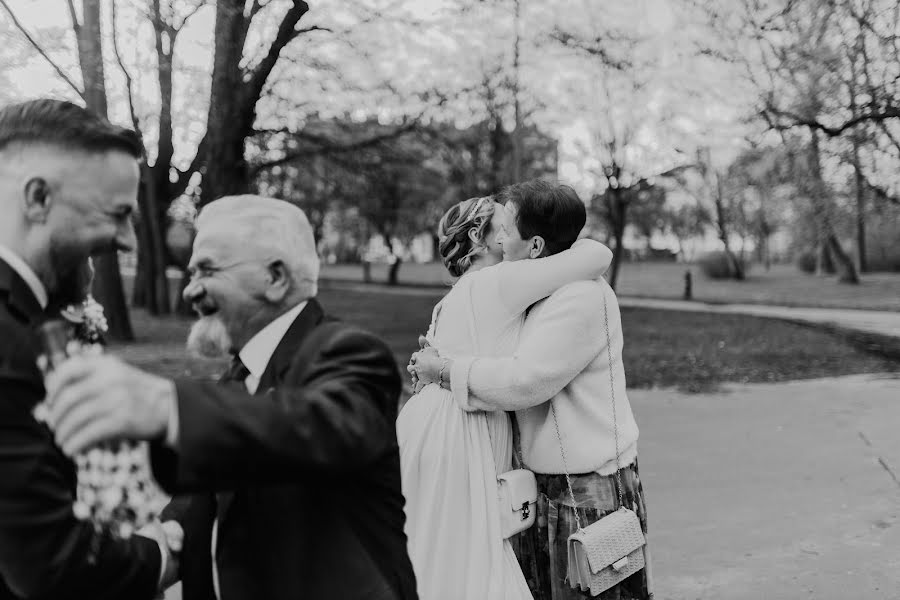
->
[809, 128, 859, 284]
[133, 180, 154, 311]
[388, 257, 402, 285]
[76, 0, 134, 341]
[510, 0, 523, 184]
[133, 167, 172, 314]
[816, 241, 836, 275]
[712, 172, 744, 280]
[200, 0, 310, 207]
[431, 233, 440, 262]
[382, 233, 402, 285]
[175, 269, 194, 316]
[827, 232, 860, 284]
[201, 1, 250, 206]
[852, 141, 868, 273]
[606, 193, 627, 291]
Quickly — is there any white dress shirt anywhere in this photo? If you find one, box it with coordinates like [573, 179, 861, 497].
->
[0, 244, 48, 309]
[237, 300, 308, 394]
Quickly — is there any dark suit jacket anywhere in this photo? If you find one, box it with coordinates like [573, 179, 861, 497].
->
[0, 259, 162, 600]
[153, 299, 417, 600]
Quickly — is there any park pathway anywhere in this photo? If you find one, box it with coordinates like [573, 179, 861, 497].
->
[633, 374, 900, 599]
[618, 297, 900, 340]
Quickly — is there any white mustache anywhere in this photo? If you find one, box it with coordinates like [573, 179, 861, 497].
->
[186, 316, 232, 359]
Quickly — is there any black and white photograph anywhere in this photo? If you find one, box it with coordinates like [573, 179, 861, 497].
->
[0, 0, 899, 598]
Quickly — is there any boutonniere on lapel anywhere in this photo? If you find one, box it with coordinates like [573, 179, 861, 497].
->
[34, 296, 168, 542]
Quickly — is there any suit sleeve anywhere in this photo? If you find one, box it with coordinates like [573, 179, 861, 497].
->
[151, 327, 401, 492]
[0, 358, 161, 600]
[450, 283, 608, 412]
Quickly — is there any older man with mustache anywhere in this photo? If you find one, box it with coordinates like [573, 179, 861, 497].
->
[45, 195, 418, 600]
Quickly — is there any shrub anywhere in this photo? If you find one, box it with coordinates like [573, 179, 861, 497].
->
[867, 247, 900, 272]
[698, 250, 748, 280]
[796, 251, 816, 274]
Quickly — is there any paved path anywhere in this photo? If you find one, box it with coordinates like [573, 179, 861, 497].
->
[633, 373, 900, 599]
[619, 297, 900, 340]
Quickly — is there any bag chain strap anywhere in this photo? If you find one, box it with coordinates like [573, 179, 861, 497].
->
[551, 291, 624, 533]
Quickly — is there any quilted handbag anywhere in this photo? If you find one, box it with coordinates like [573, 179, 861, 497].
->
[566, 506, 645, 594]
[552, 293, 646, 596]
[497, 468, 537, 539]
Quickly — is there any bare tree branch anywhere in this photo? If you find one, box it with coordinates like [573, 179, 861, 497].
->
[242, 0, 310, 112]
[295, 25, 332, 35]
[65, 0, 80, 31]
[111, 0, 141, 138]
[764, 102, 900, 136]
[0, 0, 84, 99]
[249, 120, 421, 177]
[549, 29, 632, 71]
[174, 0, 208, 31]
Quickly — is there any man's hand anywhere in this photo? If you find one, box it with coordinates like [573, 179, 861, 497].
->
[44, 355, 175, 456]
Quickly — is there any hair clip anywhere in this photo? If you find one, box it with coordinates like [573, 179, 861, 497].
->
[466, 197, 488, 221]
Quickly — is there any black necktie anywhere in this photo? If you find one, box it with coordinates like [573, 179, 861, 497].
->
[214, 354, 250, 561]
[221, 354, 250, 384]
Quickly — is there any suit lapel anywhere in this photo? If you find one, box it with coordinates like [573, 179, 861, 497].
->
[257, 298, 325, 391]
[217, 299, 325, 524]
[0, 259, 44, 325]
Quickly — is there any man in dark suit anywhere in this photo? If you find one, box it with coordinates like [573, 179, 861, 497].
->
[0, 99, 175, 598]
[46, 195, 418, 600]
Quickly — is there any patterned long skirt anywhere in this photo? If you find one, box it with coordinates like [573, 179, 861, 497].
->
[512, 461, 653, 600]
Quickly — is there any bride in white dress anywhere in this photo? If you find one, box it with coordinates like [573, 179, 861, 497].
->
[397, 195, 612, 600]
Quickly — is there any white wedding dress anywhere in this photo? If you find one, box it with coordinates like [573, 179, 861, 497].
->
[397, 240, 611, 600]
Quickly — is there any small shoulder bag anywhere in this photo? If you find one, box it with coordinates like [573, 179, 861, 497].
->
[551, 292, 645, 595]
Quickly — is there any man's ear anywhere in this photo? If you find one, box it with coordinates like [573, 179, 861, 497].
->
[264, 260, 290, 302]
[529, 236, 546, 259]
[23, 177, 51, 223]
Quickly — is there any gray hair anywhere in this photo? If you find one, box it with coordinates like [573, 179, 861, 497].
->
[197, 195, 320, 298]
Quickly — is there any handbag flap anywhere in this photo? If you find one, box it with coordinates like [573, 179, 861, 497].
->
[569, 508, 645, 574]
[497, 469, 537, 511]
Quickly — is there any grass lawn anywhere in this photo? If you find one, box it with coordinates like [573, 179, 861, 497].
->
[320, 261, 900, 311]
[111, 287, 898, 394]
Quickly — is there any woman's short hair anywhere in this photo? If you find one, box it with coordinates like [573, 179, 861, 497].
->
[497, 179, 586, 257]
[437, 196, 495, 277]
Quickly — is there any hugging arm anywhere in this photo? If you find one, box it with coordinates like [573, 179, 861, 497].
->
[449, 283, 608, 411]
[496, 238, 612, 315]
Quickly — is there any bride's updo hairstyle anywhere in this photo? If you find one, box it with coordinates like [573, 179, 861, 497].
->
[438, 196, 495, 277]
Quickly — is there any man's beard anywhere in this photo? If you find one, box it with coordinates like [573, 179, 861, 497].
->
[46, 250, 94, 312]
[187, 315, 233, 359]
